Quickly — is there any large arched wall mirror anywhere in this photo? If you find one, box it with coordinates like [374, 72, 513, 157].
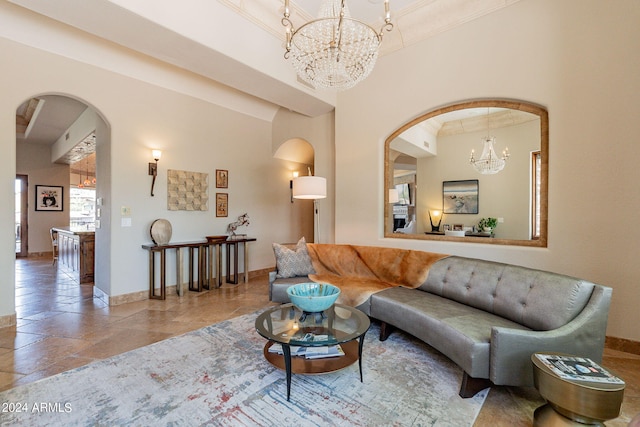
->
[384, 100, 548, 247]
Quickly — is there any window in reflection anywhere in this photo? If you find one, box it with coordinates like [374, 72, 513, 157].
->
[531, 151, 542, 240]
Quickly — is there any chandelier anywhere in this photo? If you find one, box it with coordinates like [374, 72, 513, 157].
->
[281, 0, 393, 90]
[469, 136, 510, 174]
[469, 111, 510, 174]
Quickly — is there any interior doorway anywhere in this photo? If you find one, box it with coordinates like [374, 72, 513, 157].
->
[15, 174, 28, 257]
[15, 93, 110, 302]
[273, 138, 316, 242]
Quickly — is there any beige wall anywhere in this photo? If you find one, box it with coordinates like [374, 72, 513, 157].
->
[16, 144, 70, 254]
[335, 0, 640, 341]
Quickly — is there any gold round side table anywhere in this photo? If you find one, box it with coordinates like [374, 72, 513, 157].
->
[531, 353, 625, 426]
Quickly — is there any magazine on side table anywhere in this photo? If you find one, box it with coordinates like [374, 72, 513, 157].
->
[534, 354, 624, 384]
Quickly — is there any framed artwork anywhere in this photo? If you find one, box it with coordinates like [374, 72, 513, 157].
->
[216, 169, 228, 188]
[167, 169, 209, 211]
[443, 180, 479, 214]
[35, 185, 63, 211]
[216, 193, 228, 217]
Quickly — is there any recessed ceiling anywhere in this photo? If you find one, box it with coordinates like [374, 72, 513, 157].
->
[16, 95, 87, 145]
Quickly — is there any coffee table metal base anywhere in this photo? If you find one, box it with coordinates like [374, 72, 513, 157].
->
[264, 337, 365, 401]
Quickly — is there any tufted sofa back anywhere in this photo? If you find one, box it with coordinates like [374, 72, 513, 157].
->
[419, 256, 596, 331]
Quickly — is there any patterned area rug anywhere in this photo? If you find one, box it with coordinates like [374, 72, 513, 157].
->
[0, 310, 488, 426]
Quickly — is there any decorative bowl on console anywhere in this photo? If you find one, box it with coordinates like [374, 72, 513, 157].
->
[287, 283, 340, 314]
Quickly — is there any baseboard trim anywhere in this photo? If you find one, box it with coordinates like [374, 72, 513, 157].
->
[109, 289, 149, 306]
[605, 336, 640, 356]
[249, 267, 272, 279]
[0, 313, 16, 328]
[93, 286, 109, 306]
[27, 252, 53, 259]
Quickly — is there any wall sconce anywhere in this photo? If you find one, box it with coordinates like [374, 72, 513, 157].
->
[290, 171, 299, 203]
[429, 210, 443, 232]
[149, 149, 162, 196]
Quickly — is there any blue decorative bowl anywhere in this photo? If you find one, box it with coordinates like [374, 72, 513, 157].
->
[287, 283, 340, 313]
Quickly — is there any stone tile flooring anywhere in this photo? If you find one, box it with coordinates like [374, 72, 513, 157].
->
[0, 257, 638, 425]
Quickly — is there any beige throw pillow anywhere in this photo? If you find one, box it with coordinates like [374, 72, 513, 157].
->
[273, 237, 315, 278]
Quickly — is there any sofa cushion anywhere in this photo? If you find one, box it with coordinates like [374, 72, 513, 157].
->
[270, 276, 311, 302]
[420, 256, 595, 331]
[272, 237, 315, 278]
[370, 286, 530, 378]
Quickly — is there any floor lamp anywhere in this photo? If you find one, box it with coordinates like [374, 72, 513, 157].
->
[292, 175, 327, 243]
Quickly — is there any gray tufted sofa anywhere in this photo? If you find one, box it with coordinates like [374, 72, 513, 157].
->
[269, 249, 612, 398]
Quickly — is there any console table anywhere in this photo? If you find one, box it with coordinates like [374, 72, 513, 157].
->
[142, 236, 256, 300]
[206, 236, 256, 285]
[142, 241, 209, 299]
[425, 231, 495, 238]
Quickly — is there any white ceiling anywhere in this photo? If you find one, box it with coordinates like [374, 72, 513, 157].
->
[10, 0, 520, 148]
[16, 95, 87, 145]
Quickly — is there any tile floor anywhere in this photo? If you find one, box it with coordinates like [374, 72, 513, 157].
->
[0, 257, 638, 426]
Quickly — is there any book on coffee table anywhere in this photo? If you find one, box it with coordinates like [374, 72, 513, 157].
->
[304, 345, 345, 359]
[268, 344, 305, 356]
[268, 343, 344, 359]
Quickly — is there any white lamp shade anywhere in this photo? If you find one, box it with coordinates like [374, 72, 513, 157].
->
[389, 189, 399, 203]
[293, 176, 326, 199]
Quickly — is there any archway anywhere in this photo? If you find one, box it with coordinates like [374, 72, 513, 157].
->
[273, 138, 317, 242]
[15, 93, 111, 308]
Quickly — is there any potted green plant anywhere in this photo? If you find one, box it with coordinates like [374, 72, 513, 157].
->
[478, 217, 498, 233]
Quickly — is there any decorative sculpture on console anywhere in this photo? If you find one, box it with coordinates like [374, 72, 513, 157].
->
[227, 213, 250, 236]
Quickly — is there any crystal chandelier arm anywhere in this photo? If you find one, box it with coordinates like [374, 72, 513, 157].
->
[379, 21, 394, 38]
[334, 0, 346, 62]
[282, 0, 294, 59]
[379, 0, 394, 37]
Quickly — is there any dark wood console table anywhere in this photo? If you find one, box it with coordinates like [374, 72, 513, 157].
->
[142, 236, 256, 300]
[142, 241, 209, 300]
[206, 236, 256, 285]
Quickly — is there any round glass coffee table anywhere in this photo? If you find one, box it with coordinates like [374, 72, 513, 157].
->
[255, 303, 370, 401]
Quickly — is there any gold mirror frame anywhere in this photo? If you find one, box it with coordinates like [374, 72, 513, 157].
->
[384, 99, 548, 247]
